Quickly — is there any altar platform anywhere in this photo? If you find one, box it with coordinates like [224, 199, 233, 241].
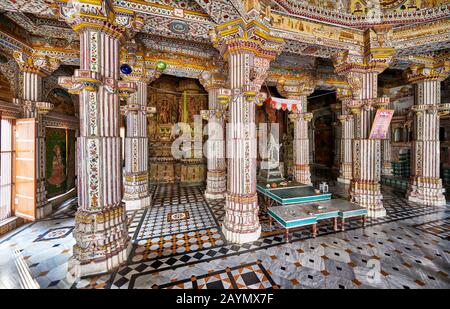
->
[257, 179, 332, 209]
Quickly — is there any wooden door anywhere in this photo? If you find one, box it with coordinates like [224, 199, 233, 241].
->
[14, 118, 36, 221]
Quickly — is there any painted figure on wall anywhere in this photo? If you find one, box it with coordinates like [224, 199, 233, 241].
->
[48, 144, 66, 186]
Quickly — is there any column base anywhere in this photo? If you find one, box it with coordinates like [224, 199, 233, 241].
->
[222, 224, 261, 244]
[205, 191, 226, 200]
[406, 177, 446, 207]
[36, 202, 53, 220]
[67, 241, 131, 280]
[294, 164, 311, 184]
[123, 195, 152, 211]
[350, 180, 386, 218]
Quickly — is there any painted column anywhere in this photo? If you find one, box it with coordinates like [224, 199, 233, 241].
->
[406, 56, 450, 206]
[277, 76, 315, 185]
[13, 51, 59, 219]
[381, 99, 393, 176]
[331, 102, 342, 170]
[336, 88, 354, 184]
[211, 19, 284, 243]
[58, 0, 141, 278]
[333, 26, 395, 218]
[120, 45, 163, 210]
[200, 68, 227, 199]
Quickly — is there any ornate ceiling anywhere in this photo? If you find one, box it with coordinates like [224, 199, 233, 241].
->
[0, 0, 448, 81]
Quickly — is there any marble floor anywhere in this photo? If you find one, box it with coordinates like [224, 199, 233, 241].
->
[0, 183, 449, 289]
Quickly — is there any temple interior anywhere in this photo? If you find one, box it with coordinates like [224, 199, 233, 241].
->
[0, 0, 449, 290]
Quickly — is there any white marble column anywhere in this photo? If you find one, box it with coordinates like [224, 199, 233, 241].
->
[406, 58, 450, 206]
[200, 69, 227, 199]
[13, 51, 59, 219]
[381, 100, 393, 176]
[277, 76, 315, 185]
[333, 27, 395, 218]
[122, 80, 152, 210]
[120, 45, 162, 210]
[211, 18, 284, 243]
[58, 1, 141, 278]
[292, 97, 313, 184]
[336, 88, 353, 184]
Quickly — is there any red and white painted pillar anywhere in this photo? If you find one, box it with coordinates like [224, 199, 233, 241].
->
[58, 1, 141, 278]
[406, 58, 450, 206]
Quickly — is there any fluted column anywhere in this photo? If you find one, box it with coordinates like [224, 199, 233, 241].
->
[333, 26, 395, 218]
[13, 51, 59, 219]
[336, 88, 353, 184]
[200, 68, 227, 199]
[120, 44, 163, 210]
[277, 75, 315, 185]
[406, 56, 450, 206]
[58, 0, 142, 278]
[211, 18, 284, 243]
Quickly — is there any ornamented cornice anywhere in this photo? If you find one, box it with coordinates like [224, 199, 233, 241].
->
[13, 50, 60, 76]
[333, 26, 395, 75]
[211, 18, 285, 61]
[198, 57, 228, 91]
[59, 0, 143, 40]
[276, 73, 315, 100]
[407, 54, 450, 83]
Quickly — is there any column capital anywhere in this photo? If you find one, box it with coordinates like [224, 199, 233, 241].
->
[121, 43, 166, 83]
[211, 18, 284, 92]
[332, 26, 395, 76]
[59, 0, 143, 39]
[199, 59, 228, 91]
[13, 50, 60, 76]
[211, 18, 284, 62]
[335, 87, 353, 101]
[407, 54, 450, 84]
[276, 73, 315, 99]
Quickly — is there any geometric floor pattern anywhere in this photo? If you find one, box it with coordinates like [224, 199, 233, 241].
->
[0, 182, 449, 289]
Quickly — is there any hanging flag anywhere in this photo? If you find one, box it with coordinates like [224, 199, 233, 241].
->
[266, 97, 303, 112]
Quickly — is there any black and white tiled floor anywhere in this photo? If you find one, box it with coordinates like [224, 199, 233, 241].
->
[0, 182, 449, 289]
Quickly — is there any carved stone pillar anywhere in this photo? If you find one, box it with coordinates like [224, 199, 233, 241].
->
[58, 0, 142, 278]
[381, 99, 393, 176]
[13, 51, 59, 219]
[277, 75, 315, 185]
[406, 56, 450, 206]
[333, 26, 395, 218]
[331, 102, 342, 170]
[200, 68, 227, 199]
[336, 88, 353, 184]
[211, 18, 284, 243]
[120, 44, 162, 210]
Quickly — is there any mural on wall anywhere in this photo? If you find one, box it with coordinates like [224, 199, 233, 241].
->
[46, 88, 75, 115]
[45, 128, 76, 198]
